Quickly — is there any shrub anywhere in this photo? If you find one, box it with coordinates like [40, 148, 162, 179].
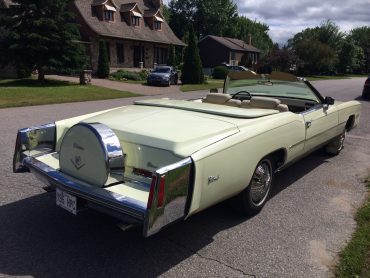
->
[97, 40, 110, 78]
[212, 66, 229, 79]
[110, 70, 148, 81]
[181, 26, 204, 84]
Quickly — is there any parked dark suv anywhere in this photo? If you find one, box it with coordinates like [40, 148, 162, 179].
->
[147, 66, 178, 86]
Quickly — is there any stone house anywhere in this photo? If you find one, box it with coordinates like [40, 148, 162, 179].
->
[198, 35, 261, 68]
[74, 0, 185, 71]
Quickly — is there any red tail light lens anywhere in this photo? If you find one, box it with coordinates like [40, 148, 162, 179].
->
[147, 175, 157, 209]
[157, 175, 166, 207]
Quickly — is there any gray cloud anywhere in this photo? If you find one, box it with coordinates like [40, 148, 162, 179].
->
[237, 0, 370, 44]
[163, 0, 370, 44]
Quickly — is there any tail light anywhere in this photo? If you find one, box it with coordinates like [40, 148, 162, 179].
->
[147, 175, 157, 209]
[147, 175, 166, 209]
[157, 175, 166, 207]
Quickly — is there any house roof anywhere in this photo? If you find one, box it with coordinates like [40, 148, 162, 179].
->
[75, 0, 185, 46]
[120, 2, 138, 12]
[200, 35, 261, 53]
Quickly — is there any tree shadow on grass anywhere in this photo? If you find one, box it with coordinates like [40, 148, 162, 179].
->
[0, 78, 72, 88]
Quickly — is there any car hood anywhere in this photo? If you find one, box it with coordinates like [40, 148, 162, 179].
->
[81, 103, 239, 157]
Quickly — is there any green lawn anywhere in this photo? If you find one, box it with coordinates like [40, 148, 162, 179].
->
[0, 78, 139, 108]
[180, 78, 224, 92]
[335, 175, 370, 277]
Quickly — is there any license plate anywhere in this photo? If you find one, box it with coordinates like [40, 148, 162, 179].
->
[56, 188, 77, 215]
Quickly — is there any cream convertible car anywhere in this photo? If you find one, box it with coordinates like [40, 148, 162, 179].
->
[13, 72, 361, 237]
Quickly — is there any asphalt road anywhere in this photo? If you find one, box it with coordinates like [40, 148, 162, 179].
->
[0, 78, 369, 278]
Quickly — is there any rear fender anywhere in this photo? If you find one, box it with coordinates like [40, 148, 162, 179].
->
[144, 157, 194, 237]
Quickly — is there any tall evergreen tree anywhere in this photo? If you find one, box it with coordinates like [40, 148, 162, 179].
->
[0, 0, 87, 81]
[168, 45, 177, 67]
[181, 26, 203, 84]
[97, 41, 110, 78]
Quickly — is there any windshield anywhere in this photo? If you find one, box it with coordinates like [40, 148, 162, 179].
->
[153, 67, 171, 73]
[225, 72, 321, 102]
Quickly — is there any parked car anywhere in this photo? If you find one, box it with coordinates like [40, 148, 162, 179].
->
[13, 71, 361, 237]
[147, 66, 178, 86]
[362, 76, 370, 100]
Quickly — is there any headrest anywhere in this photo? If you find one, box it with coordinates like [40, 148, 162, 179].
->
[250, 96, 280, 109]
[203, 93, 231, 104]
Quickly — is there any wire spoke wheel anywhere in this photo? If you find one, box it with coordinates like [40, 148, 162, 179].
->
[238, 157, 273, 216]
[250, 161, 272, 206]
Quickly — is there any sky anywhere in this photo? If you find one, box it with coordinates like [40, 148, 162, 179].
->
[163, 0, 370, 45]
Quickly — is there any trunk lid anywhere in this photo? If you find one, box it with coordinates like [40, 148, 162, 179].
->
[83, 102, 243, 157]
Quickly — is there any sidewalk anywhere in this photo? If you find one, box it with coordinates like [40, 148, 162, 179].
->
[47, 75, 182, 96]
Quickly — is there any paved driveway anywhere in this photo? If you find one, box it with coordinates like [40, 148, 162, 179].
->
[47, 75, 183, 96]
[0, 78, 369, 277]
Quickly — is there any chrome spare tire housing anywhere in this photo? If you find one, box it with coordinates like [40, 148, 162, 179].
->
[59, 123, 125, 187]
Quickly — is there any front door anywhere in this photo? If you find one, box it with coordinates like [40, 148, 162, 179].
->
[303, 105, 338, 151]
[133, 46, 144, 68]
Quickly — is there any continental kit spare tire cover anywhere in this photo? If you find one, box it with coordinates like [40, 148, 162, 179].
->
[59, 123, 124, 187]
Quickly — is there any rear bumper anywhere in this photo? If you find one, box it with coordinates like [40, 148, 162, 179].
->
[24, 156, 147, 222]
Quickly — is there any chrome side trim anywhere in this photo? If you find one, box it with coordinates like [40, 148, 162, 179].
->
[23, 156, 147, 220]
[13, 123, 56, 172]
[144, 157, 193, 237]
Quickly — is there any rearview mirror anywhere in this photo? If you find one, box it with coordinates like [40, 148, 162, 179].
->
[324, 96, 335, 105]
[210, 88, 218, 93]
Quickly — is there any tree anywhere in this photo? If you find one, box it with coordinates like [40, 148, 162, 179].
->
[181, 26, 204, 84]
[337, 40, 355, 73]
[267, 47, 297, 72]
[349, 26, 370, 73]
[288, 21, 343, 75]
[195, 0, 238, 38]
[97, 41, 110, 78]
[0, 0, 87, 82]
[168, 0, 197, 40]
[168, 44, 177, 67]
[230, 16, 274, 58]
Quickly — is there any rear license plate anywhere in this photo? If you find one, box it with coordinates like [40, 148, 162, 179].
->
[56, 188, 77, 215]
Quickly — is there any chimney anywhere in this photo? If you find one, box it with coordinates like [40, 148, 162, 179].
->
[151, 0, 163, 10]
[248, 33, 252, 45]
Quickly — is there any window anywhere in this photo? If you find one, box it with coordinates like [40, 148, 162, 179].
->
[104, 10, 114, 21]
[231, 51, 236, 60]
[154, 47, 168, 64]
[91, 7, 97, 17]
[154, 21, 162, 30]
[132, 16, 140, 26]
[116, 43, 124, 64]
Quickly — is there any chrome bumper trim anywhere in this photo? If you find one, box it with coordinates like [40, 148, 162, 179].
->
[23, 157, 147, 221]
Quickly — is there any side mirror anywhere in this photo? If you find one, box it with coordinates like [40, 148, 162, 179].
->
[210, 88, 218, 93]
[324, 96, 335, 105]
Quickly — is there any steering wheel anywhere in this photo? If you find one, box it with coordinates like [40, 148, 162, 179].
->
[231, 91, 252, 100]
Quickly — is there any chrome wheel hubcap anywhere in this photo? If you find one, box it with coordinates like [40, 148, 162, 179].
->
[338, 132, 345, 151]
[250, 161, 271, 206]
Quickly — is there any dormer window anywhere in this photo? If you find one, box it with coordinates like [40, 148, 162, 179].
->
[144, 9, 164, 30]
[104, 10, 114, 21]
[104, 4, 116, 21]
[132, 16, 140, 26]
[92, 0, 118, 21]
[120, 3, 143, 26]
[154, 20, 161, 30]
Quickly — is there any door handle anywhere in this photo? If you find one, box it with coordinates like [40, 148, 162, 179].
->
[306, 121, 312, 128]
